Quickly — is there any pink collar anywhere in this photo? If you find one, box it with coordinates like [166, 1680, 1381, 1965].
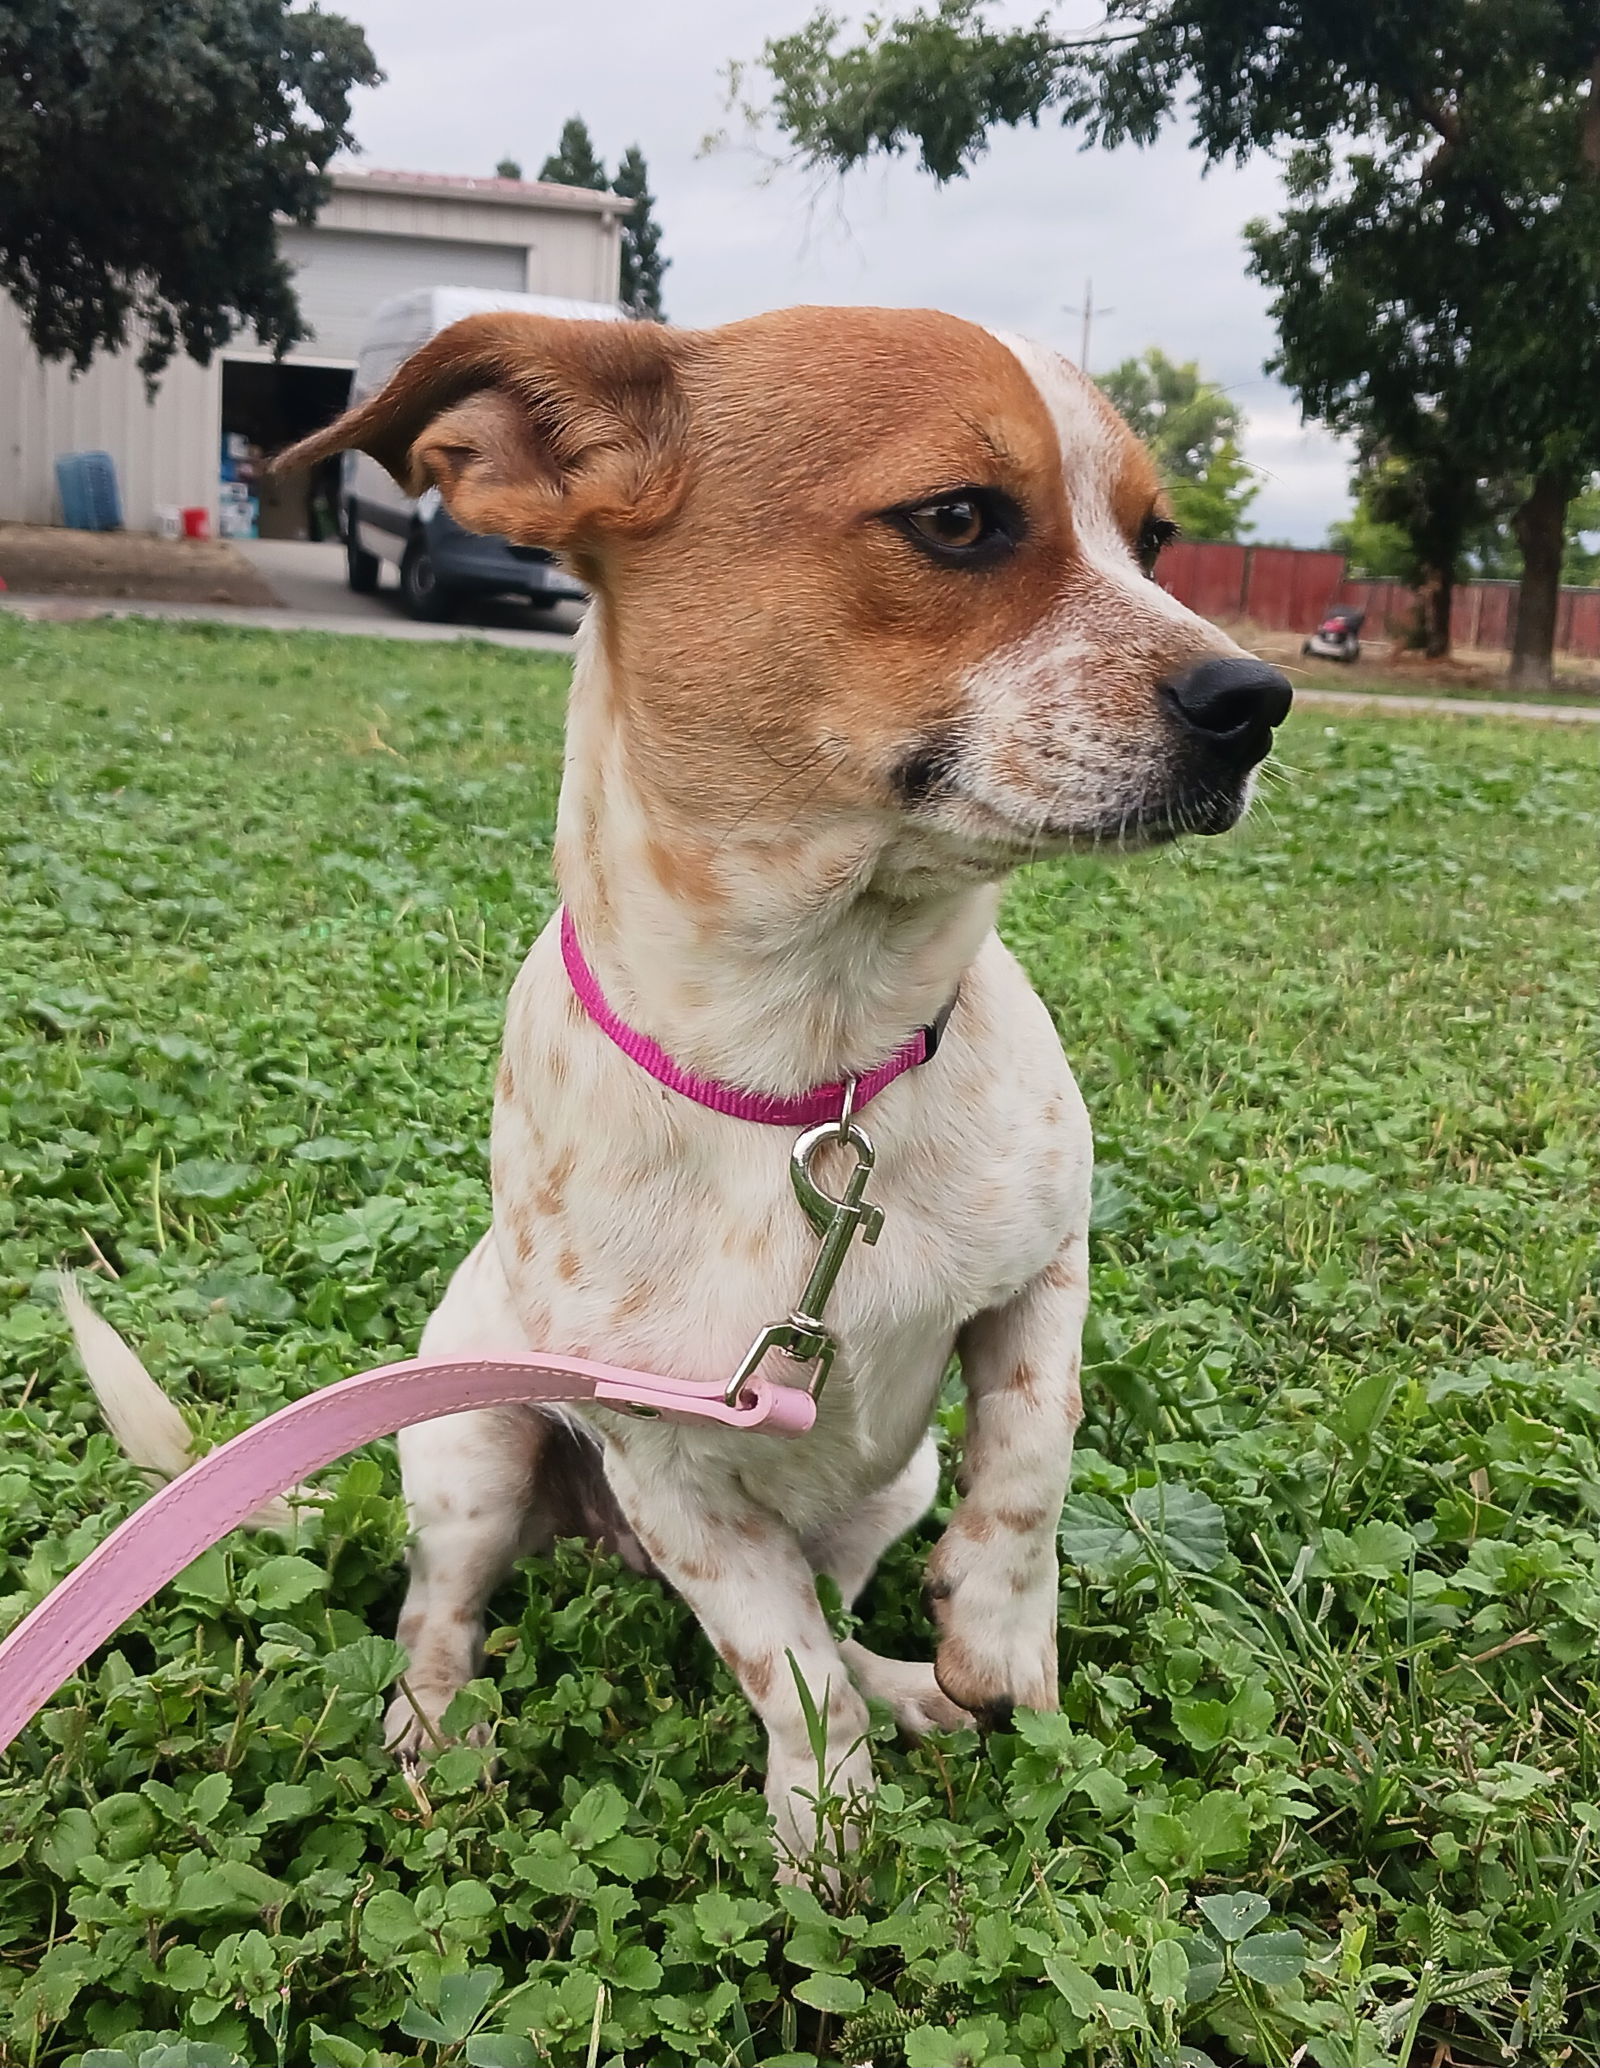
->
[559, 907, 953, 1126]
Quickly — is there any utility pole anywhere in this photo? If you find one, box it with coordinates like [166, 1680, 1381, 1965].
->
[1064, 277, 1114, 371]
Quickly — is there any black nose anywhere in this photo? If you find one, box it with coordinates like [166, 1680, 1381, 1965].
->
[1162, 656, 1293, 756]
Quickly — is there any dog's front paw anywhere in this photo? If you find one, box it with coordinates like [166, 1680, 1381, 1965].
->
[383, 1681, 491, 1759]
[925, 1524, 1060, 1727]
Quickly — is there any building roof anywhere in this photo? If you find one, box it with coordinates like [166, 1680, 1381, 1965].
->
[333, 167, 621, 216]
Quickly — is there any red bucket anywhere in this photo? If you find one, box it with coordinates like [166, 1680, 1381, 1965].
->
[180, 506, 210, 540]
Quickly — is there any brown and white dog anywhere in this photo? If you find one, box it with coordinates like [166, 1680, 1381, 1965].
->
[77, 307, 1290, 1864]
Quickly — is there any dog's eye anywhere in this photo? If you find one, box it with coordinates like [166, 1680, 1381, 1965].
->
[887, 487, 1022, 568]
[907, 496, 986, 549]
[1138, 515, 1179, 577]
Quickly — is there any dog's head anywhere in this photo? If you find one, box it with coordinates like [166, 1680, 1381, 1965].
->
[282, 306, 1288, 875]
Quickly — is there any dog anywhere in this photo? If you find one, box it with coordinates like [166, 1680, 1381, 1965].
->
[71, 306, 1290, 1866]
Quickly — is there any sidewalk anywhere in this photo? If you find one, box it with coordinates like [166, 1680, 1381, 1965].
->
[0, 589, 574, 654]
[1291, 685, 1600, 726]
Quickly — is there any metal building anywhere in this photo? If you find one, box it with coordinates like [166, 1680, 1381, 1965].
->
[0, 168, 623, 537]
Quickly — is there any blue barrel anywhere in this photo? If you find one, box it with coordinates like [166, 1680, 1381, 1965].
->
[55, 451, 124, 531]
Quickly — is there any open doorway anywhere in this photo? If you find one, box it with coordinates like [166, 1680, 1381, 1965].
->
[219, 361, 352, 542]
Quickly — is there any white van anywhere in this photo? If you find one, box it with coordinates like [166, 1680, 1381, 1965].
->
[343, 287, 625, 620]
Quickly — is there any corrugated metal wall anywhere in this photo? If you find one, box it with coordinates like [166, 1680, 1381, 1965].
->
[0, 295, 221, 527]
[1160, 542, 1247, 619]
[277, 227, 528, 360]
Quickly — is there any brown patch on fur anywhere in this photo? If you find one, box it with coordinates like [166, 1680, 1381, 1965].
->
[643, 832, 727, 910]
[611, 1278, 652, 1324]
[535, 1145, 578, 1219]
[633, 1521, 717, 1584]
[556, 1244, 581, 1284]
[1040, 1250, 1084, 1293]
[1006, 1359, 1039, 1403]
[496, 1055, 515, 1102]
[718, 1644, 775, 1702]
[993, 1504, 1047, 1536]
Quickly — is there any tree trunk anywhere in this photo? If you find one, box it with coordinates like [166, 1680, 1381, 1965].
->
[1415, 563, 1453, 658]
[1508, 469, 1571, 690]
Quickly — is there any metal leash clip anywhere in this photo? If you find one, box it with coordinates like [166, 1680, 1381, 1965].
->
[722, 1080, 883, 1411]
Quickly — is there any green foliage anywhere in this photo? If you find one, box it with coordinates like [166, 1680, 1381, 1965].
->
[1097, 351, 1244, 486]
[1334, 468, 1600, 590]
[1563, 482, 1600, 586]
[752, 0, 1064, 184]
[538, 116, 608, 194]
[1327, 508, 1411, 583]
[494, 159, 523, 182]
[1, 619, 1598, 2062]
[1096, 352, 1256, 542]
[533, 120, 668, 319]
[613, 145, 669, 322]
[1164, 445, 1256, 547]
[0, 0, 380, 380]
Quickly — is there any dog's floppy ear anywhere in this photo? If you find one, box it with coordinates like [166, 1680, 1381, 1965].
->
[275, 313, 687, 549]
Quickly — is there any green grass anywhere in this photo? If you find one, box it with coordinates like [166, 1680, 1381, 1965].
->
[1, 616, 1598, 2068]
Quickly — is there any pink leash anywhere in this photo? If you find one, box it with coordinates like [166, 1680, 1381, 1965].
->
[0, 1352, 812, 1756]
[0, 912, 929, 1756]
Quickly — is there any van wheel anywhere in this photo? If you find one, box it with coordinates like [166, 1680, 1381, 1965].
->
[400, 537, 453, 621]
[345, 518, 381, 595]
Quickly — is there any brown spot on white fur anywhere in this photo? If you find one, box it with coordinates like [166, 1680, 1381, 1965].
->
[535, 1146, 577, 1220]
[718, 1643, 776, 1702]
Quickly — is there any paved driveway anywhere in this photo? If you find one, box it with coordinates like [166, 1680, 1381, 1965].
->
[235, 539, 583, 646]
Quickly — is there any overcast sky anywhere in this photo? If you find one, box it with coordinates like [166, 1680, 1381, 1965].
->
[343, 0, 1354, 545]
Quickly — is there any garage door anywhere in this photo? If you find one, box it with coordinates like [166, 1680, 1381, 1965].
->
[279, 228, 527, 361]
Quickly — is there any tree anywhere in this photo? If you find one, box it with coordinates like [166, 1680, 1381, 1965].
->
[1243, 174, 1505, 659]
[539, 116, 608, 193]
[613, 145, 669, 320]
[0, 0, 379, 381]
[1097, 349, 1240, 481]
[754, 2, 1600, 688]
[495, 158, 523, 181]
[1166, 442, 1258, 546]
[1096, 349, 1257, 541]
[1327, 479, 1413, 584]
[535, 121, 670, 320]
[1560, 483, 1600, 586]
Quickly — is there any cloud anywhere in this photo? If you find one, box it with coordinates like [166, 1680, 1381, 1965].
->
[345, 0, 1351, 544]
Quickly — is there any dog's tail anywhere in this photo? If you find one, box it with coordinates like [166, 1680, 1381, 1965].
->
[58, 1274, 305, 1532]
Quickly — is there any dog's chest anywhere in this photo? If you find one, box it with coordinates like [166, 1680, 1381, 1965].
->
[488, 933, 1089, 1511]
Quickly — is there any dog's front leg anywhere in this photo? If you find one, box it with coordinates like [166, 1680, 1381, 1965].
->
[603, 1445, 873, 1869]
[926, 1234, 1088, 1724]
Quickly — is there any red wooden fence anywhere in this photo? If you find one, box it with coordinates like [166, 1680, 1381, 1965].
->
[1158, 542, 1600, 657]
